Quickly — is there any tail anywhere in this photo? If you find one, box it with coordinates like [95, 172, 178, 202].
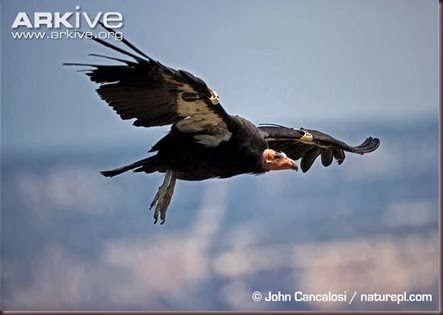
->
[101, 157, 153, 178]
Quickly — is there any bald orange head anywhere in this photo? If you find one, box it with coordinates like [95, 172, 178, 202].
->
[262, 149, 298, 171]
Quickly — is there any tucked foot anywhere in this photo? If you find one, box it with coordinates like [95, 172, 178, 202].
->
[149, 170, 176, 224]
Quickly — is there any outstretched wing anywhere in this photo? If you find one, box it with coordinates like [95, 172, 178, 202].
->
[64, 26, 233, 147]
[259, 124, 380, 172]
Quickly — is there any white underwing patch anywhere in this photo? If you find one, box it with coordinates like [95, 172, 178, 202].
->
[194, 132, 232, 146]
[174, 88, 232, 146]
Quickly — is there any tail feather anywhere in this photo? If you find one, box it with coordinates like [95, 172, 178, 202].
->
[101, 157, 153, 177]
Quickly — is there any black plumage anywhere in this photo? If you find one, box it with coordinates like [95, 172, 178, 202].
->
[65, 26, 380, 224]
[259, 125, 380, 172]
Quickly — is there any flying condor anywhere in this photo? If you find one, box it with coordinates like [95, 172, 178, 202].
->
[65, 26, 380, 224]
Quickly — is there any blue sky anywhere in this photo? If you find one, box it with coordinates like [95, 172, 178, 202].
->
[1, 0, 440, 312]
[1, 0, 438, 153]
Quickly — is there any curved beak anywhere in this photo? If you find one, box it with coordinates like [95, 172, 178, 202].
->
[279, 156, 298, 171]
[289, 158, 298, 171]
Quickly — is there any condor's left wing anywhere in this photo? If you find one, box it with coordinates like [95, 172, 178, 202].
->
[64, 25, 236, 147]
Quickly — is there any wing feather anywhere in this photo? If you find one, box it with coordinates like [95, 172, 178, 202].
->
[320, 149, 334, 167]
[301, 147, 321, 173]
[65, 28, 233, 146]
[259, 124, 380, 172]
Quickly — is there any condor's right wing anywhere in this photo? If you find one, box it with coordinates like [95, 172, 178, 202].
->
[259, 124, 380, 173]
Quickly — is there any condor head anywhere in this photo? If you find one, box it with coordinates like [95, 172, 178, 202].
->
[262, 149, 298, 171]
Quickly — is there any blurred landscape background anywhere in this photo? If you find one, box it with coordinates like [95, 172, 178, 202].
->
[1, 0, 439, 312]
[2, 118, 439, 311]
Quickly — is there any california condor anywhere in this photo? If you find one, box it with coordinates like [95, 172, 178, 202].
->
[65, 26, 380, 224]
